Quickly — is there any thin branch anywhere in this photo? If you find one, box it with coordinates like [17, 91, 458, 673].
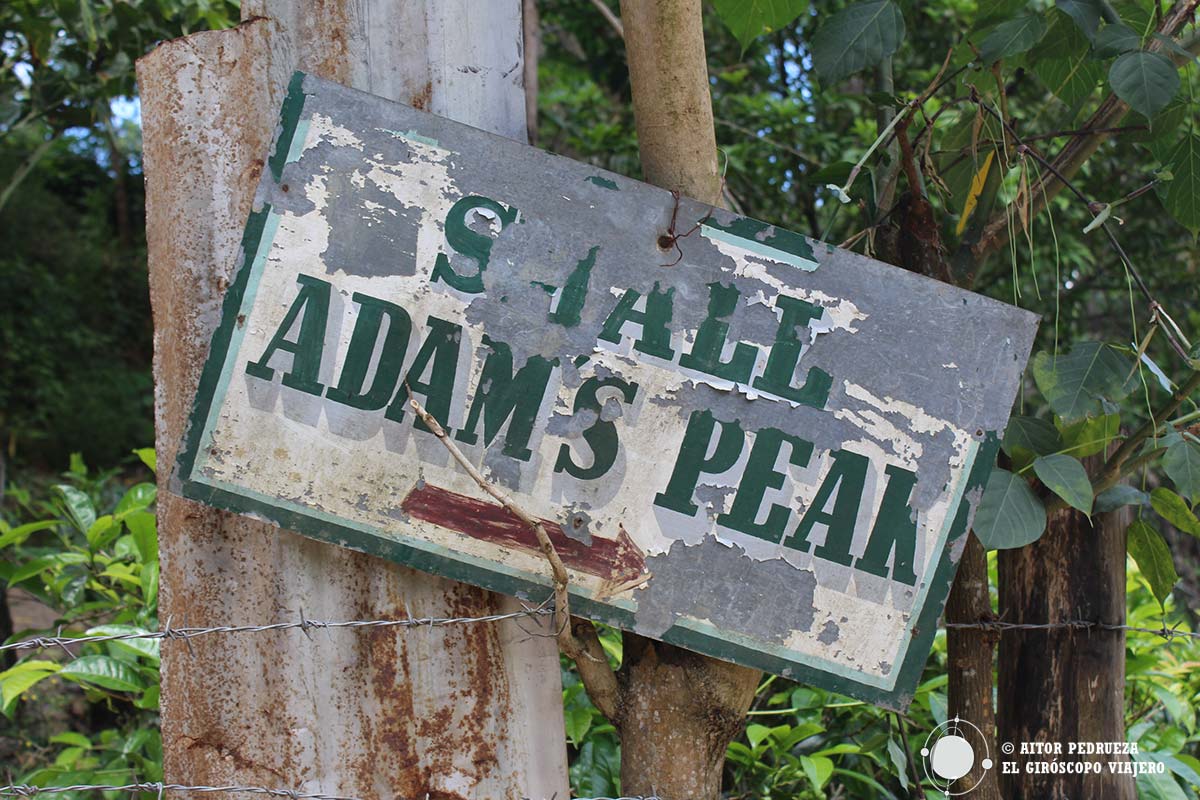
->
[586, 0, 625, 39]
[971, 0, 1200, 263]
[403, 385, 623, 720]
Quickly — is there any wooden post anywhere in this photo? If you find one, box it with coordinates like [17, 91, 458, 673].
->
[137, 4, 568, 798]
[997, 499, 1135, 799]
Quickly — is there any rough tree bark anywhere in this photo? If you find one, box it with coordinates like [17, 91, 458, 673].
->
[614, 2, 761, 797]
[998, 482, 1135, 799]
[137, 4, 568, 798]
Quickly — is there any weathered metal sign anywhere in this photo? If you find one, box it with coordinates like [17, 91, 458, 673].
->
[176, 72, 1038, 708]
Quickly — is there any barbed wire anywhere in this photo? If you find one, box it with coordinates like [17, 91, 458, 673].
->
[945, 620, 1200, 642]
[0, 602, 555, 655]
[3, 605, 1197, 655]
[0, 784, 659, 800]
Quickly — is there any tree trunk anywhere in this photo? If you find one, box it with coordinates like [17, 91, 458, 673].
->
[945, 534, 1002, 799]
[997, 494, 1134, 799]
[137, 4, 567, 798]
[615, 2, 761, 797]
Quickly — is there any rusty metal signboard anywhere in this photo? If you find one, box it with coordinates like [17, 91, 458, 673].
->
[176, 72, 1038, 709]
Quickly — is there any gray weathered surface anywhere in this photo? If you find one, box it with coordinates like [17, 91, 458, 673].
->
[140, 8, 568, 798]
[177, 73, 1038, 706]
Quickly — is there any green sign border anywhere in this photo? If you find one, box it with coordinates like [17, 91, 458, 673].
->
[175, 71, 1004, 710]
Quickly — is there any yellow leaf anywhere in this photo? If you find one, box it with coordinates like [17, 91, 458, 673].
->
[956, 150, 995, 236]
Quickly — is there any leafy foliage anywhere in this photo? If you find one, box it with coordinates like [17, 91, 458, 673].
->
[1108, 51, 1181, 118]
[810, 1, 907, 83]
[974, 468, 1048, 549]
[710, 0, 810, 50]
[1, 455, 160, 784]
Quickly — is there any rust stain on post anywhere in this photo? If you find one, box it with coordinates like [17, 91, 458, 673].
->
[139, 10, 565, 799]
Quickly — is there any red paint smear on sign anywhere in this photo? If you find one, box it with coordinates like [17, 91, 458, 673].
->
[401, 483, 646, 584]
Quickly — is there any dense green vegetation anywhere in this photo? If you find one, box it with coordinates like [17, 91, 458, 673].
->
[2, 0, 1198, 797]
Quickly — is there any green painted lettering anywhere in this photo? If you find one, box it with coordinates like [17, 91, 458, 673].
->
[245, 274, 331, 395]
[854, 464, 920, 585]
[751, 294, 832, 410]
[548, 246, 598, 328]
[717, 428, 814, 542]
[384, 315, 461, 432]
[429, 195, 518, 293]
[455, 336, 557, 461]
[679, 282, 757, 383]
[598, 282, 675, 359]
[326, 293, 412, 410]
[785, 449, 868, 566]
[554, 376, 639, 480]
[654, 410, 744, 516]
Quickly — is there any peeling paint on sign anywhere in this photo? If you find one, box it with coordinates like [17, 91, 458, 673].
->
[175, 72, 1038, 709]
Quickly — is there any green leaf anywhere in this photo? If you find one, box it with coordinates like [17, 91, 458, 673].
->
[55, 484, 96, 535]
[973, 469, 1048, 549]
[1108, 51, 1180, 118]
[563, 706, 593, 746]
[1092, 23, 1140, 56]
[0, 660, 60, 707]
[58, 654, 146, 693]
[800, 754, 835, 789]
[1095, 484, 1149, 513]
[134, 447, 157, 473]
[1135, 755, 1189, 800]
[115, 483, 157, 517]
[1058, 412, 1120, 458]
[86, 624, 161, 662]
[1031, 342, 1135, 422]
[711, 0, 809, 50]
[0, 520, 59, 549]
[1163, 439, 1200, 500]
[1033, 454, 1093, 514]
[888, 738, 910, 790]
[811, 0, 906, 83]
[1149, 487, 1200, 537]
[1002, 416, 1062, 458]
[1161, 134, 1200, 234]
[50, 731, 92, 748]
[1056, 0, 1103, 37]
[979, 14, 1047, 63]
[1127, 519, 1178, 611]
[746, 723, 772, 749]
[125, 511, 157, 564]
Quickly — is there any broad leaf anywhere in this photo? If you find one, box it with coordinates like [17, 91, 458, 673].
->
[1092, 23, 1140, 56]
[1031, 342, 1134, 422]
[800, 754, 835, 789]
[1150, 487, 1200, 537]
[1127, 519, 1178, 610]
[115, 483, 157, 516]
[55, 484, 96, 535]
[1058, 412, 1120, 458]
[1163, 439, 1200, 500]
[1002, 415, 1062, 457]
[86, 624, 162, 662]
[1161, 134, 1200, 234]
[1136, 765, 1189, 800]
[979, 14, 1047, 63]
[1056, 0, 1103, 37]
[0, 660, 60, 708]
[1109, 51, 1180, 118]
[811, 0, 906, 83]
[58, 654, 146, 693]
[1030, 11, 1103, 110]
[973, 469, 1047, 549]
[134, 447, 157, 472]
[711, 0, 810, 50]
[1033, 454, 1093, 514]
[888, 738, 910, 790]
[1095, 484, 1149, 513]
